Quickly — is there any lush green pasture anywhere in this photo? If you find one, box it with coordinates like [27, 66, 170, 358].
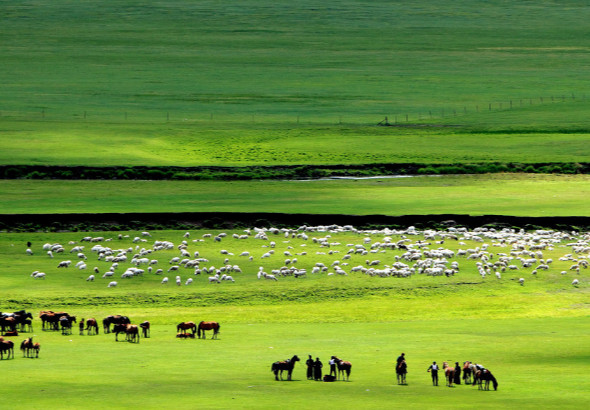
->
[1, 174, 589, 216]
[2, 116, 590, 167]
[1, 229, 588, 409]
[2, 0, 590, 168]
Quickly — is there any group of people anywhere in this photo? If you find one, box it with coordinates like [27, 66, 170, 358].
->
[397, 353, 485, 386]
[305, 355, 340, 381]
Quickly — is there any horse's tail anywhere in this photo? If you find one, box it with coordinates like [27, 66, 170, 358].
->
[216, 323, 220, 334]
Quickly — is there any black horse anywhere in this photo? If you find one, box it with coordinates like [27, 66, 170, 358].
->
[396, 360, 407, 385]
[271, 355, 300, 381]
[60, 316, 76, 335]
[473, 369, 498, 391]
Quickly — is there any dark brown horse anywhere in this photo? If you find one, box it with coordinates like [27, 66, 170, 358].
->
[473, 369, 498, 391]
[396, 359, 407, 384]
[86, 318, 99, 335]
[177, 321, 197, 335]
[0, 339, 14, 359]
[271, 355, 300, 381]
[140, 321, 150, 338]
[336, 358, 352, 381]
[197, 321, 220, 339]
[103, 315, 130, 334]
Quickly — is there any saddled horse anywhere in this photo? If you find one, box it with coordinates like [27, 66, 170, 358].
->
[271, 355, 300, 381]
[335, 357, 352, 381]
[140, 321, 150, 338]
[443, 362, 455, 387]
[197, 321, 220, 339]
[86, 318, 99, 335]
[473, 369, 498, 391]
[463, 361, 474, 384]
[0, 339, 14, 359]
[177, 321, 197, 335]
[396, 360, 407, 385]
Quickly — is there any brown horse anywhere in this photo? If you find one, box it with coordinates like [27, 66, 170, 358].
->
[197, 321, 220, 339]
[86, 318, 99, 335]
[125, 325, 140, 343]
[0, 339, 14, 359]
[443, 362, 455, 387]
[335, 358, 352, 381]
[20, 337, 33, 357]
[473, 369, 498, 391]
[177, 321, 197, 335]
[140, 321, 150, 338]
[103, 315, 130, 334]
[32, 342, 41, 358]
[59, 315, 76, 335]
[271, 355, 300, 381]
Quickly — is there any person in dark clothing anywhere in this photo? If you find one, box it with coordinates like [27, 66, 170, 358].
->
[27, 241, 32, 248]
[314, 357, 323, 381]
[306, 355, 314, 380]
[396, 353, 405, 367]
[454, 362, 461, 385]
[427, 361, 439, 386]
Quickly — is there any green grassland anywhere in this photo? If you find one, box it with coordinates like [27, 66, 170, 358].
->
[1, 174, 589, 216]
[1, 229, 589, 409]
[2, 1, 590, 168]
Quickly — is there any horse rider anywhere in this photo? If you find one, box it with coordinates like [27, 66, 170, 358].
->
[306, 355, 314, 380]
[427, 361, 439, 386]
[396, 352, 405, 367]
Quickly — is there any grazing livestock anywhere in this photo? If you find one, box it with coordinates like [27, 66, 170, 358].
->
[336, 358, 352, 381]
[86, 318, 99, 335]
[102, 315, 130, 334]
[107, 281, 118, 287]
[0, 339, 15, 359]
[177, 321, 197, 335]
[86, 274, 95, 281]
[197, 321, 220, 339]
[140, 321, 150, 338]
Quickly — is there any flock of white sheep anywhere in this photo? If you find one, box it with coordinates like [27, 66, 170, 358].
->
[24, 225, 588, 288]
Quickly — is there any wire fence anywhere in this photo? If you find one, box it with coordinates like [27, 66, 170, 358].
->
[0, 92, 586, 126]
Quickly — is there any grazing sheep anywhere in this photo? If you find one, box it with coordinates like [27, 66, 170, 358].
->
[572, 279, 579, 286]
[519, 278, 525, 285]
[107, 281, 117, 287]
[161, 277, 169, 284]
[185, 278, 193, 285]
[86, 275, 95, 281]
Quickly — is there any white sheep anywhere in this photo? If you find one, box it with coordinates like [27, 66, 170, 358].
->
[86, 274, 95, 281]
[185, 278, 193, 285]
[107, 281, 117, 287]
[161, 277, 169, 284]
[519, 278, 525, 285]
[572, 279, 579, 286]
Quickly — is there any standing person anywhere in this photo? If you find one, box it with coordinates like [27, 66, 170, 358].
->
[306, 355, 314, 380]
[314, 357, 323, 381]
[329, 356, 337, 377]
[454, 362, 461, 385]
[396, 353, 405, 367]
[427, 361, 439, 386]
